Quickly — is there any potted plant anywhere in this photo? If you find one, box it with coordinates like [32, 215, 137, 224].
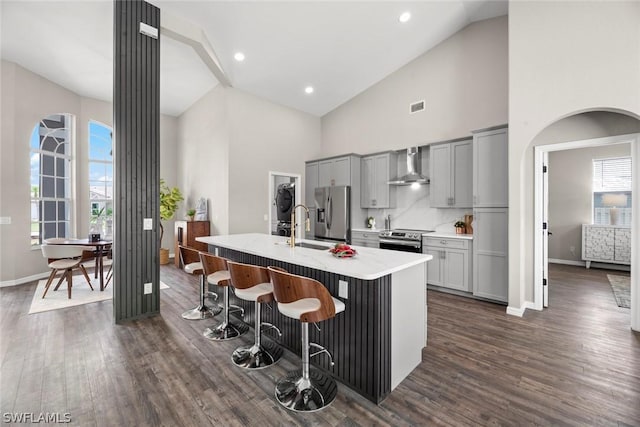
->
[454, 220, 466, 234]
[159, 179, 183, 265]
[186, 208, 196, 221]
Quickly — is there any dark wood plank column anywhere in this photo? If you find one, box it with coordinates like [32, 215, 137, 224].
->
[215, 247, 393, 403]
[113, 0, 160, 323]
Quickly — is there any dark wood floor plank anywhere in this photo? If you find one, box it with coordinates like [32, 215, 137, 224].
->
[0, 263, 638, 425]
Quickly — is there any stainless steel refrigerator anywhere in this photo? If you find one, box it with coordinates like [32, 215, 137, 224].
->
[314, 186, 351, 243]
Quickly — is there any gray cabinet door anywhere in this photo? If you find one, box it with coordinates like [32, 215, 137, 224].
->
[451, 140, 472, 208]
[443, 248, 470, 291]
[318, 160, 333, 187]
[361, 157, 375, 207]
[473, 208, 508, 302]
[332, 157, 351, 187]
[473, 128, 508, 208]
[430, 143, 451, 208]
[305, 162, 319, 207]
[424, 247, 443, 286]
[373, 155, 390, 207]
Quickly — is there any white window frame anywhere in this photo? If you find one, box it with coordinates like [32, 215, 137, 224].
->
[30, 114, 76, 246]
[88, 120, 113, 222]
[592, 156, 632, 226]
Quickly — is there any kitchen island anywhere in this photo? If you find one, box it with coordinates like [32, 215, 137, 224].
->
[197, 233, 431, 403]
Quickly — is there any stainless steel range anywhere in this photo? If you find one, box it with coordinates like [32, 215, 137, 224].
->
[379, 229, 434, 253]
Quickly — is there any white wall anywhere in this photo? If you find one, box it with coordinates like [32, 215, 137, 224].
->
[509, 1, 640, 310]
[227, 88, 321, 234]
[548, 139, 632, 262]
[0, 60, 179, 283]
[321, 15, 507, 156]
[176, 85, 230, 237]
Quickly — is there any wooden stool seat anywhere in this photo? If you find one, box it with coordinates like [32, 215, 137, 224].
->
[200, 253, 247, 341]
[267, 267, 344, 412]
[179, 246, 218, 320]
[227, 261, 283, 369]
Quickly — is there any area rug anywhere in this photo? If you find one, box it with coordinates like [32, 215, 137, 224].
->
[607, 274, 630, 308]
[29, 277, 169, 314]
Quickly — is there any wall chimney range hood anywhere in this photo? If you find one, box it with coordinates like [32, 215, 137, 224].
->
[388, 147, 430, 185]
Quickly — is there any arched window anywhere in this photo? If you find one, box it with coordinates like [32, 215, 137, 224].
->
[88, 121, 113, 235]
[30, 114, 74, 245]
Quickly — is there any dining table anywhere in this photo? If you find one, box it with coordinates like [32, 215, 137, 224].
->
[44, 238, 113, 291]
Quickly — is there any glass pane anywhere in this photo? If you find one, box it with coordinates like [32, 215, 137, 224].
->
[31, 201, 39, 221]
[41, 135, 57, 152]
[30, 125, 40, 150]
[89, 122, 113, 161]
[56, 158, 66, 176]
[44, 201, 56, 221]
[58, 201, 67, 219]
[30, 159, 39, 194]
[58, 222, 67, 238]
[56, 141, 68, 155]
[31, 222, 40, 246]
[56, 178, 65, 198]
[44, 222, 56, 240]
[42, 177, 55, 197]
[42, 154, 54, 176]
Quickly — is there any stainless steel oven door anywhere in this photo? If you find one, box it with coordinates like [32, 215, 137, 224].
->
[379, 238, 422, 253]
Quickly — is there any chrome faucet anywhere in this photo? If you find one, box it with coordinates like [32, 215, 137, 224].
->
[290, 204, 311, 247]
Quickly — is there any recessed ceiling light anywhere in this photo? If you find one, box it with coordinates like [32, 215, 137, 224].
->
[304, 86, 314, 94]
[399, 11, 411, 23]
[234, 52, 245, 62]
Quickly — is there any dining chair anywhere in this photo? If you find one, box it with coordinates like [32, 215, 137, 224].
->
[41, 244, 94, 299]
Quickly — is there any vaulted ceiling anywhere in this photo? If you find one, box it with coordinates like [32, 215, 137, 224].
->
[1, 1, 507, 117]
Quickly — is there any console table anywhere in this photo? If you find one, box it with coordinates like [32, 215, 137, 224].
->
[581, 224, 631, 268]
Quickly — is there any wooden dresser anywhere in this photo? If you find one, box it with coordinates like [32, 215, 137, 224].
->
[174, 220, 210, 267]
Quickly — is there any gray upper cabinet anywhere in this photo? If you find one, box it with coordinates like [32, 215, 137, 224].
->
[305, 162, 319, 206]
[361, 152, 397, 209]
[318, 156, 351, 187]
[429, 139, 472, 208]
[473, 127, 508, 208]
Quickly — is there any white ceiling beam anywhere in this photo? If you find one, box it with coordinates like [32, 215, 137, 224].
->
[160, 11, 231, 87]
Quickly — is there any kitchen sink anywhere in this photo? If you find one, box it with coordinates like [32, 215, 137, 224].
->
[294, 242, 330, 250]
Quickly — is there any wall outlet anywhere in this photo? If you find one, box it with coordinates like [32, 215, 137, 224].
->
[569, 246, 576, 256]
[0, 217, 11, 225]
[144, 282, 152, 294]
[263, 214, 268, 221]
[338, 280, 349, 299]
[143, 218, 153, 230]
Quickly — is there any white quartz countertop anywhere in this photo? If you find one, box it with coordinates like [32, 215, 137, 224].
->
[196, 233, 432, 280]
[423, 232, 474, 240]
[352, 228, 383, 233]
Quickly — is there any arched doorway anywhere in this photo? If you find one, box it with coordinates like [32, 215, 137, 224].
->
[530, 110, 640, 331]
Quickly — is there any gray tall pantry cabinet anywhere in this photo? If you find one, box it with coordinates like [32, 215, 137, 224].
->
[472, 126, 509, 303]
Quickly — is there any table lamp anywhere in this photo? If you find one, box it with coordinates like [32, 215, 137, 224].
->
[602, 194, 627, 225]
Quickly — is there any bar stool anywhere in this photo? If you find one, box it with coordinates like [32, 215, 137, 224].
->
[199, 252, 248, 340]
[267, 267, 345, 412]
[179, 245, 220, 320]
[227, 261, 283, 369]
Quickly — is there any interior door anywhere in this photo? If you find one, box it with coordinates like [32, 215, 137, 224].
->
[543, 152, 550, 307]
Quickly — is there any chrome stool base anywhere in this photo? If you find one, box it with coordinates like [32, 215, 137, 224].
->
[232, 340, 282, 369]
[181, 304, 220, 320]
[203, 321, 248, 341]
[275, 369, 338, 412]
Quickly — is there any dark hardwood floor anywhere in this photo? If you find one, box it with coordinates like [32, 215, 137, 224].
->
[1, 263, 638, 426]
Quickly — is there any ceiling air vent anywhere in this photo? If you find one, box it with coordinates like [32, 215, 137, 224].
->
[410, 100, 425, 114]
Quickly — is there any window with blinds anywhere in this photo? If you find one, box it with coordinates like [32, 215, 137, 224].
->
[592, 156, 632, 226]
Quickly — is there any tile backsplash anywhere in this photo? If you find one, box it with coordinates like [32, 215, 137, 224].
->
[365, 185, 470, 232]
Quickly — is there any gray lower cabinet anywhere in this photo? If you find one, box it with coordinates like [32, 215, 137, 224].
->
[351, 230, 380, 248]
[423, 237, 472, 292]
[472, 208, 508, 302]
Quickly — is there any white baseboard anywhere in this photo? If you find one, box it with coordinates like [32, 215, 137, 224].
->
[506, 305, 525, 317]
[549, 258, 585, 266]
[0, 271, 50, 288]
